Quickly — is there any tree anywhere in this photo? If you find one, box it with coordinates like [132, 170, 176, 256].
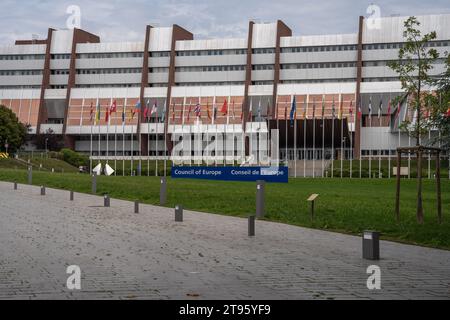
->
[0, 105, 27, 154]
[35, 128, 63, 151]
[389, 16, 439, 146]
[427, 52, 450, 150]
[389, 17, 439, 224]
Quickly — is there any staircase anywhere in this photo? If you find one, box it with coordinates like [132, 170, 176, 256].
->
[287, 160, 332, 177]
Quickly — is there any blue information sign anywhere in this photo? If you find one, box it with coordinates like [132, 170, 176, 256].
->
[171, 166, 289, 183]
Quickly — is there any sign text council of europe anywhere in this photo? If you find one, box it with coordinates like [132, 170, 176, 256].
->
[172, 167, 289, 183]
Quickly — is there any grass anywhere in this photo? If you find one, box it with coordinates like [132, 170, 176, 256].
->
[0, 157, 79, 173]
[1, 168, 449, 250]
[331, 159, 450, 178]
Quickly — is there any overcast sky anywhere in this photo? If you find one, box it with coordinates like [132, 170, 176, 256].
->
[1, 0, 449, 45]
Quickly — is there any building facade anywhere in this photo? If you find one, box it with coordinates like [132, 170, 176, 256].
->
[0, 14, 449, 170]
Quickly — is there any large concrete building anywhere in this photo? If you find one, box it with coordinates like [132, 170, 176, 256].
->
[0, 14, 449, 170]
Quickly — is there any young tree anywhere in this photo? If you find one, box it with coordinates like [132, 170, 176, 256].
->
[0, 105, 27, 154]
[389, 16, 439, 146]
[428, 52, 450, 150]
[389, 16, 439, 224]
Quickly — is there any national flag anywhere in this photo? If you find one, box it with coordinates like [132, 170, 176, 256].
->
[378, 99, 383, 119]
[122, 103, 126, 124]
[105, 105, 110, 123]
[132, 101, 141, 120]
[89, 102, 94, 123]
[160, 102, 166, 123]
[240, 102, 244, 122]
[95, 102, 101, 125]
[194, 103, 201, 118]
[321, 95, 326, 119]
[257, 99, 262, 119]
[368, 96, 373, 119]
[358, 97, 362, 119]
[302, 96, 307, 119]
[172, 102, 176, 122]
[290, 95, 297, 127]
[110, 100, 117, 114]
[248, 99, 253, 122]
[143, 100, 150, 120]
[221, 99, 228, 116]
[151, 100, 158, 117]
[207, 101, 211, 120]
[231, 100, 236, 120]
[213, 102, 218, 121]
[338, 98, 343, 120]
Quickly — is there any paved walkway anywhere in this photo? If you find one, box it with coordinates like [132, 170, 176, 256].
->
[0, 181, 448, 300]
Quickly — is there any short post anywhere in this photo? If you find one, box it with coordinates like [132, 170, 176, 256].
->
[160, 177, 167, 205]
[256, 180, 265, 218]
[395, 151, 401, 222]
[14, 182, 17, 190]
[28, 166, 32, 185]
[362, 231, 380, 260]
[40, 186, 46, 196]
[91, 172, 97, 194]
[104, 194, 110, 207]
[52, 168, 54, 173]
[70, 191, 74, 201]
[248, 215, 255, 237]
[134, 201, 139, 214]
[175, 205, 183, 222]
[307, 194, 319, 221]
[436, 151, 442, 224]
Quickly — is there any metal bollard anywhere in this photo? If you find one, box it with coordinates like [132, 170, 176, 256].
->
[28, 167, 32, 185]
[14, 182, 17, 190]
[70, 191, 74, 201]
[160, 177, 167, 205]
[40, 186, 46, 196]
[175, 205, 183, 222]
[134, 201, 139, 214]
[104, 194, 110, 207]
[248, 215, 255, 237]
[91, 172, 97, 194]
[363, 231, 380, 260]
[256, 180, 265, 218]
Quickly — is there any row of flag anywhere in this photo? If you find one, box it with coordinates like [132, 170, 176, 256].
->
[85, 95, 447, 127]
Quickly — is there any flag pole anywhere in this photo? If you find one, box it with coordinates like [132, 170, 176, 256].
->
[340, 94, 344, 179]
[164, 98, 167, 177]
[312, 98, 316, 179]
[285, 103, 288, 168]
[350, 99, 354, 179]
[303, 95, 307, 178]
[107, 97, 111, 166]
[378, 99, 382, 179]
[123, 97, 126, 176]
[155, 100, 159, 177]
[369, 96, 372, 179]
[322, 95, 325, 178]
[90, 100, 93, 174]
[114, 104, 117, 176]
[331, 96, 335, 178]
[294, 94, 297, 178]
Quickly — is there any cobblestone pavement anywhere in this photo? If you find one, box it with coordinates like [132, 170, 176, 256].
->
[0, 181, 448, 300]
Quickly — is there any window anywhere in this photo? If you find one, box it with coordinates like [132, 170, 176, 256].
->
[77, 52, 144, 59]
[0, 54, 45, 60]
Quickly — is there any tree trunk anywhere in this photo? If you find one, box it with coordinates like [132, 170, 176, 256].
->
[416, 150, 424, 224]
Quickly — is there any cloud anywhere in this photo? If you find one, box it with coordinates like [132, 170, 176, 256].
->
[0, 0, 449, 44]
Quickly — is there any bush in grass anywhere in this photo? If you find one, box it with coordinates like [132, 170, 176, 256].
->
[60, 148, 89, 168]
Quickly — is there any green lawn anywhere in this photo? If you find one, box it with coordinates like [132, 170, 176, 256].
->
[0, 157, 79, 173]
[0, 168, 449, 250]
[331, 160, 450, 178]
